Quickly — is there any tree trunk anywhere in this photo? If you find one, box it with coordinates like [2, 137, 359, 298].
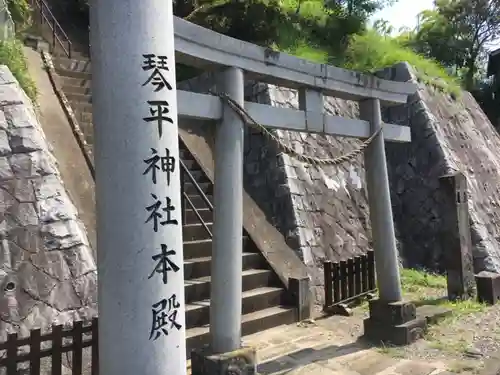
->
[464, 55, 477, 90]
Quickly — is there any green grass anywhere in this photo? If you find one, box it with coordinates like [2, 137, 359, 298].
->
[0, 39, 37, 101]
[341, 31, 461, 96]
[400, 268, 447, 292]
[273, 3, 462, 97]
[400, 268, 486, 315]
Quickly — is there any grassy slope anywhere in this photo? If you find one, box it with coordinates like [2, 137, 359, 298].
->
[0, 39, 37, 100]
[0, 0, 37, 101]
[276, 0, 461, 95]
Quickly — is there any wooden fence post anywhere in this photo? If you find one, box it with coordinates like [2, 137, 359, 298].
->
[51, 325, 63, 375]
[30, 329, 42, 374]
[91, 318, 99, 375]
[6, 333, 18, 375]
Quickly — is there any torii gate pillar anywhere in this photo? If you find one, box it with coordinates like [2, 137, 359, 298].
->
[360, 98, 402, 302]
[360, 98, 424, 346]
[191, 68, 257, 375]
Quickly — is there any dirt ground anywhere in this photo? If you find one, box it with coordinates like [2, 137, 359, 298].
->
[310, 269, 500, 374]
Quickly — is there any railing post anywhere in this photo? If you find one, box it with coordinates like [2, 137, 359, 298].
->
[90, 0, 187, 375]
[180, 166, 186, 225]
[52, 19, 56, 51]
[324, 261, 333, 310]
[360, 99, 402, 302]
[210, 67, 245, 353]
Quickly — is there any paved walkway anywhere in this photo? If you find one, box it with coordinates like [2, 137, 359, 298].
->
[187, 313, 480, 375]
[23, 46, 97, 252]
[240, 317, 453, 375]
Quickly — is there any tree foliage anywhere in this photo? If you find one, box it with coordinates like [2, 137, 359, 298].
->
[7, 0, 32, 33]
[406, 0, 500, 89]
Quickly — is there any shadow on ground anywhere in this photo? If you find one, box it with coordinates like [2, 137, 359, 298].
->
[257, 338, 370, 374]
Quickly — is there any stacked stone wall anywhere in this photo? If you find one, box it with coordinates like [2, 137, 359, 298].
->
[0, 66, 97, 340]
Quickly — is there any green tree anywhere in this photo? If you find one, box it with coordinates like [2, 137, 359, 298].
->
[325, 0, 397, 18]
[7, 0, 32, 33]
[373, 18, 394, 35]
[410, 0, 500, 89]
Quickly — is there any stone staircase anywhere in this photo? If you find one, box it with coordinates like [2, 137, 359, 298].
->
[177, 144, 297, 355]
[39, 36, 298, 357]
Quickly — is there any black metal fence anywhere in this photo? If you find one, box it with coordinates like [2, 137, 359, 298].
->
[324, 250, 376, 313]
[30, 0, 73, 58]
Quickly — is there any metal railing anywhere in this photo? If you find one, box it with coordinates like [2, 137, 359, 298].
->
[31, 0, 72, 58]
[323, 250, 377, 314]
[180, 158, 213, 238]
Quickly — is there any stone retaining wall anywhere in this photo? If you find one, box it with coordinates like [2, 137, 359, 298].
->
[0, 65, 97, 340]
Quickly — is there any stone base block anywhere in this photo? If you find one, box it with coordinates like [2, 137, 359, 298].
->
[475, 271, 500, 305]
[23, 34, 50, 52]
[289, 276, 312, 321]
[191, 346, 257, 375]
[368, 299, 416, 325]
[363, 316, 427, 346]
[416, 304, 453, 325]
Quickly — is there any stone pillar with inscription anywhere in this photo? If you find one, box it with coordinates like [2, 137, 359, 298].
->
[439, 172, 475, 300]
[90, 1, 187, 375]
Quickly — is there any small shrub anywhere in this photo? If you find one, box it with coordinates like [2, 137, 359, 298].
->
[7, 0, 32, 33]
[0, 39, 37, 100]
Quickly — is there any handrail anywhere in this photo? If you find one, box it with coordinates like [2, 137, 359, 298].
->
[179, 158, 213, 238]
[180, 159, 213, 211]
[183, 193, 212, 237]
[31, 0, 72, 58]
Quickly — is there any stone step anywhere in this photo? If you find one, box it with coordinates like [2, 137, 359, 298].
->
[53, 49, 90, 60]
[71, 101, 93, 115]
[180, 147, 197, 160]
[183, 222, 213, 241]
[186, 287, 286, 329]
[181, 165, 209, 185]
[183, 207, 212, 225]
[183, 181, 212, 196]
[184, 269, 277, 305]
[55, 66, 92, 80]
[183, 237, 250, 260]
[54, 55, 92, 73]
[66, 91, 92, 104]
[186, 306, 296, 359]
[184, 252, 264, 280]
[182, 159, 203, 170]
[60, 76, 91, 89]
[416, 304, 453, 325]
[75, 110, 93, 125]
[182, 168, 209, 184]
[63, 84, 91, 96]
[185, 194, 213, 211]
[77, 120, 94, 146]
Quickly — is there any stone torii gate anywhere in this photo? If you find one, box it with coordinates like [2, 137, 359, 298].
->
[89, 1, 418, 375]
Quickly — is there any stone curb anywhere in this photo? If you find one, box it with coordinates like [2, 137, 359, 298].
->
[41, 50, 95, 179]
[479, 351, 500, 375]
